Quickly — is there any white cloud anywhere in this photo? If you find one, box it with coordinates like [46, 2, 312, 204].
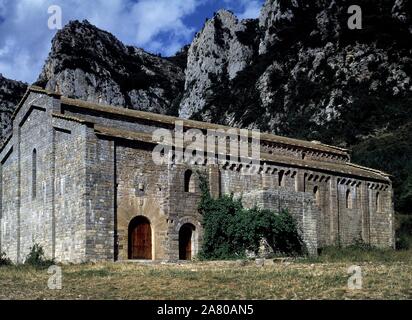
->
[0, 0, 203, 83]
[223, 0, 263, 20]
[0, 0, 264, 83]
[0, 0, 55, 82]
[131, 0, 198, 44]
[237, 0, 263, 20]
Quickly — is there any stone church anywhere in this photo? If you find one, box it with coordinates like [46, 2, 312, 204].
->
[0, 87, 394, 263]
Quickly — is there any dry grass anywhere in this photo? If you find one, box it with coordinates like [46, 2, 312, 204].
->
[1, 256, 411, 300]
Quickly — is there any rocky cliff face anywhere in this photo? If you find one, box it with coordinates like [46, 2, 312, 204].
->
[181, 0, 412, 143]
[35, 20, 185, 115]
[180, 10, 259, 120]
[0, 75, 27, 141]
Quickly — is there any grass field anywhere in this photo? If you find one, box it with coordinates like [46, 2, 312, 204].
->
[1, 248, 411, 300]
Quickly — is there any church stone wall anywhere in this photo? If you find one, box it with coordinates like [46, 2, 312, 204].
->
[114, 141, 169, 261]
[0, 92, 91, 263]
[18, 106, 54, 261]
[113, 143, 204, 261]
[83, 130, 116, 262]
[0, 141, 18, 262]
[53, 118, 89, 263]
[239, 190, 319, 255]
[0, 88, 395, 263]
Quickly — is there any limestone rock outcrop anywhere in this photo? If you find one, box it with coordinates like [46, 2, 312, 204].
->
[0, 74, 27, 141]
[179, 10, 259, 120]
[36, 20, 185, 115]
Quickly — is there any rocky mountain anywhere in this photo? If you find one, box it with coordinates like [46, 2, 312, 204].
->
[182, 0, 412, 141]
[179, 0, 412, 213]
[0, 75, 27, 141]
[180, 10, 259, 120]
[0, 0, 412, 213]
[35, 20, 185, 115]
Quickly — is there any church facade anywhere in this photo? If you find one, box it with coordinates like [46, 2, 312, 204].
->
[0, 87, 394, 263]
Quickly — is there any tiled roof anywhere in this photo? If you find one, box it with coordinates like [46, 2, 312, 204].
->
[60, 96, 349, 156]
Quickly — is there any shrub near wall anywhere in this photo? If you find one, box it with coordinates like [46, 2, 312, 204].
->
[197, 173, 304, 260]
[0, 252, 12, 266]
[24, 244, 55, 268]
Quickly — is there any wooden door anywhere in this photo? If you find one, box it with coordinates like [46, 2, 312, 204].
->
[179, 224, 193, 260]
[129, 217, 152, 260]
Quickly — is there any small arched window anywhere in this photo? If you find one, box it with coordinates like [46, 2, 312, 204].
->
[346, 189, 353, 209]
[313, 186, 320, 205]
[184, 170, 195, 193]
[32, 149, 37, 199]
[278, 171, 284, 187]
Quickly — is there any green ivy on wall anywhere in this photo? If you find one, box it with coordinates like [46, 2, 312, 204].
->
[197, 172, 305, 260]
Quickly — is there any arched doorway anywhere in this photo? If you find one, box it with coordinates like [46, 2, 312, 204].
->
[179, 224, 195, 260]
[128, 216, 152, 260]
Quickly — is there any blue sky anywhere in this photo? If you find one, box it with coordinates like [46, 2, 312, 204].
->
[0, 0, 265, 83]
